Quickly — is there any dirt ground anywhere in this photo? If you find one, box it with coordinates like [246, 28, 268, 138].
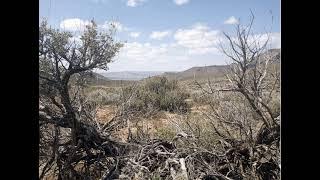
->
[95, 104, 210, 142]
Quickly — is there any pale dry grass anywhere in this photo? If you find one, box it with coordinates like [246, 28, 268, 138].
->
[96, 105, 117, 123]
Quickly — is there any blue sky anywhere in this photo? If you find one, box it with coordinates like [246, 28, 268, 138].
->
[40, 0, 280, 72]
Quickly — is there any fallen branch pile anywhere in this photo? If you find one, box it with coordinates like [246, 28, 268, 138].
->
[117, 126, 279, 180]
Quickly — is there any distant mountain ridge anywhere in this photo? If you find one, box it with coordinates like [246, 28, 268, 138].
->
[162, 48, 280, 81]
[69, 72, 111, 85]
[98, 48, 280, 81]
[100, 71, 166, 80]
[162, 65, 229, 81]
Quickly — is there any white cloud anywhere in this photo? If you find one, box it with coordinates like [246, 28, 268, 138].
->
[109, 42, 182, 71]
[59, 19, 129, 33]
[91, 0, 108, 3]
[58, 19, 279, 72]
[150, 31, 171, 40]
[127, 0, 146, 7]
[218, 32, 280, 63]
[249, 32, 281, 49]
[112, 32, 280, 72]
[173, 0, 190, 5]
[174, 23, 221, 55]
[100, 21, 128, 32]
[107, 40, 227, 72]
[60, 18, 91, 32]
[119, 42, 168, 61]
[93, 0, 146, 7]
[224, 16, 239, 25]
[129, 32, 141, 38]
[270, 33, 281, 49]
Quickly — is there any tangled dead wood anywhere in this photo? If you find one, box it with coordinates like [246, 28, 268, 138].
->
[118, 128, 279, 180]
[39, 122, 279, 179]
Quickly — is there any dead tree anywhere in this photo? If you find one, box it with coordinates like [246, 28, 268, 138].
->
[219, 13, 280, 144]
[193, 13, 280, 179]
[196, 12, 280, 144]
[39, 20, 126, 179]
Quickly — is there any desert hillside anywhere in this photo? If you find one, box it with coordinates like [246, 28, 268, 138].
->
[39, 11, 280, 179]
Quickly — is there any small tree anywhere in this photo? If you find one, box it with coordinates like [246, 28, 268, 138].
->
[197, 13, 280, 141]
[39, 20, 123, 179]
[219, 13, 280, 143]
[195, 13, 280, 179]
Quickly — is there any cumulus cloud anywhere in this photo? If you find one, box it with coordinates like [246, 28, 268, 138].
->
[109, 32, 280, 72]
[119, 42, 169, 61]
[127, 0, 146, 7]
[59, 19, 129, 34]
[129, 32, 141, 38]
[173, 0, 190, 5]
[249, 32, 281, 49]
[60, 18, 91, 32]
[150, 31, 171, 40]
[91, 0, 108, 3]
[58, 19, 279, 72]
[224, 16, 239, 25]
[174, 23, 221, 55]
[100, 21, 128, 32]
[107, 40, 227, 72]
[267, 32, 281, 49]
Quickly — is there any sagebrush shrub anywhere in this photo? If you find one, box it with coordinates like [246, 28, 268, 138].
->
[121, 77, 190, 114]
[87, 89, 120, 105]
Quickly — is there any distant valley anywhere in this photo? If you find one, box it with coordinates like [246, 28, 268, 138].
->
[95, 49, 280, 82]
[100, 71, 167, 81]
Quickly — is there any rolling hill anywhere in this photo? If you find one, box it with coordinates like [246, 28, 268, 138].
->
[162, 48, 280, 81]
[101, 71, 165, 80]
[95, 48, 280, 82]
[162, 65, 229, 81]
[69, 72, 109, 85]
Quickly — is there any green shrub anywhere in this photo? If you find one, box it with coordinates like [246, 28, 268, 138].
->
[121, 77, 190, 114]
[87, 89, 120, 105]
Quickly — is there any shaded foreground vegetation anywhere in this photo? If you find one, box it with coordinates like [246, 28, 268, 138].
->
[39, 16, 280, 180]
